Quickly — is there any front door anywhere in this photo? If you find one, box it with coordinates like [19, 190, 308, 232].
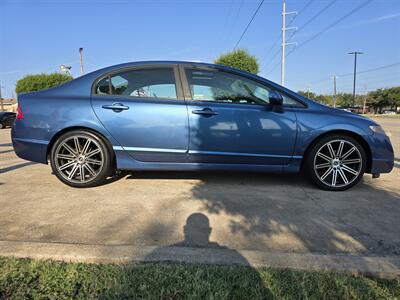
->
[182, 66, 297, 165]
[91, 66, 188, 162]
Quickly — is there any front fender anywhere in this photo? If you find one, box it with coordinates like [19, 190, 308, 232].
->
[293, 109, 372, 157]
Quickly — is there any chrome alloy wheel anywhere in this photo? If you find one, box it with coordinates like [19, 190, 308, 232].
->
[54, 135, 104, 184]
[313, 139, 362, 188]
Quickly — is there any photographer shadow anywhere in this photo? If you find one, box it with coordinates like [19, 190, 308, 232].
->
[144, 213, 271, 297]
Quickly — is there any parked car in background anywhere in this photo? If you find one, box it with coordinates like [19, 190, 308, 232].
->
[0, 112, 16, 129]
[11, 61, 394, 191]
[383, 110, 396, 115]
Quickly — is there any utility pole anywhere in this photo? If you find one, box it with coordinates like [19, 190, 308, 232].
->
[79, 48, 84, 75]
[348, 51, 363, 108]
[0, 82, 3, 112]
[362, 84, 368, 114]
[281, 0, 297, 86]
[332, 75, 337, 108]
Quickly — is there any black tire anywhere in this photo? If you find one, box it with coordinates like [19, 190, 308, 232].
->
[50, 130, 113, 188]
[0, 122, 4, 129]
[305, 134, 367, 191]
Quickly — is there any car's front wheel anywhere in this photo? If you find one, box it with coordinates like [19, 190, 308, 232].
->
[306, 135, 366, 191]
[50, 130, 112, 187]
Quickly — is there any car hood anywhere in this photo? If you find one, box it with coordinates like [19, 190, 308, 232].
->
[326, 106, 378, 125]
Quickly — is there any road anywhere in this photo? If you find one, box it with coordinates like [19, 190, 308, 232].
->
[0, 117, 399, 270]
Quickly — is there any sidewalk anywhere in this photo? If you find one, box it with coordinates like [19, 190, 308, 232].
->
[1, 240, 399, 278]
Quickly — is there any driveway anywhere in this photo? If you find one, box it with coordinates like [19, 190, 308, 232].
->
[0, 117, 399, 273]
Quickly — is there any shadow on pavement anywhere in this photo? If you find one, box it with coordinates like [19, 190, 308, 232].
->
[190, 174, 400, 256]
[0, 149, 15, 154]
[125, 170, 400, 257]
[0, 143, 12, 147]
[0, 161, 37, 174]
[394, 157, 400, 169]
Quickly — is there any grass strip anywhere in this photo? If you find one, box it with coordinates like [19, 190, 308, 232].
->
[0, 257, 399, 299]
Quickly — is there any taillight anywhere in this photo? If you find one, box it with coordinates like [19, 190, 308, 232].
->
[16, 106, 24, 119]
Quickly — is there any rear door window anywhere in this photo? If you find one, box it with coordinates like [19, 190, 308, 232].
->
[95, 68, 178, 100]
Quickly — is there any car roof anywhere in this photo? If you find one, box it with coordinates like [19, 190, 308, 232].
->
[22, 60, 316, 109]
[88, 60, 252, 78]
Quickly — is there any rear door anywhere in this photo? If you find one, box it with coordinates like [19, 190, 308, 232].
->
[91, 65, 189, 162]
[181, 65, 298, 165]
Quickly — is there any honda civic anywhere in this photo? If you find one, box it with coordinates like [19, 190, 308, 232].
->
[12, 61, 394, 190]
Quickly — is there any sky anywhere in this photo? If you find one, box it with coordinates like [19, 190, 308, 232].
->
[1, 0, 399, 98]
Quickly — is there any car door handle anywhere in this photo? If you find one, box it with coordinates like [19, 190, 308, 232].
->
[192, 108, 219, 116]
[102, 103, 129, 111]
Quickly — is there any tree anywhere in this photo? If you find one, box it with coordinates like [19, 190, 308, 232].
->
[15, 73, 73, 94]
[367, 87, 400, 113]
[336, 93, 354, 107]
[387, 86, 400, 111]
[214, 49, 259, 74]
[298, 90, 331, 105]
[299, 87, 399, 113]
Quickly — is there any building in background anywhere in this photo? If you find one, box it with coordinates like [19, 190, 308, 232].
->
[0, 98, 18, 112]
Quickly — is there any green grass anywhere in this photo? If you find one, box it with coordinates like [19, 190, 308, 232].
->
[0, 257, 399, 299]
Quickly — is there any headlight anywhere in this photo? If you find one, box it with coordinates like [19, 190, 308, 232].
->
[369, 125, 386, 135]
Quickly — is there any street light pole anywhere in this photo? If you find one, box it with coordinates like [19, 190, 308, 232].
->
[348, 51, 363, 108]
[79, 48, 84, 75]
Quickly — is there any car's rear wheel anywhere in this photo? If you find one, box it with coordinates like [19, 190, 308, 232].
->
[306, 135, 366, 191]
[0, 122, 4, 129]
[50, 130, 112, 187]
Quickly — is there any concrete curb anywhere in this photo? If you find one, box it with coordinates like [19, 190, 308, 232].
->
[0, 240, 399, 277]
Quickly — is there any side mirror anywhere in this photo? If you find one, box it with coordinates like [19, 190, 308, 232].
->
[269, 91, 283, 106]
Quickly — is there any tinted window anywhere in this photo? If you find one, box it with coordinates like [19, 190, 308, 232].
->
[185, 68, 304, 107]
[96, 77, 111, 95]
[282, 94, 305, 107]
[95, 68, 177, 99]
[185, 69, 272, 105]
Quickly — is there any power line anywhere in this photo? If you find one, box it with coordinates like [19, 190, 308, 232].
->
[287, 0, 314, 26]
[294, 0, 336, 35]
[265, 41, 297, 76]
[289, 0, 372, 55]
[338, 62, 400, 77]
[225, 0, 245, 44]
[263, 47, 281, 70]
[260, 35, 281, 65]
[233, 0, 265, 49]
[309, 62, 400, 86]
[298, 0, 314, 15]
[220, 0, 235, 42]
[281, 0, 297, 86]
[266, 60, 281, 75]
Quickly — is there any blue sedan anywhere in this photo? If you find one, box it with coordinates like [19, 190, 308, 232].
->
[11, 61, 394, 190]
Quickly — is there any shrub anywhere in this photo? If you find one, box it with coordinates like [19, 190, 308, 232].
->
[15, 73, 73, 94]
[214, 49, 259, 74]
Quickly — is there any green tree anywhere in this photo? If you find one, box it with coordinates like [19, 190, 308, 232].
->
[15, 73, 73, 94]
[336, 93, 354, 107]
[214, 49, 259, 74]
[368, 89, 389, 113]
[367, 87, 400, 113]
[298, 90, 331, 105]
[298, 90, 317, 99]
[387, 86, 400, 111]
